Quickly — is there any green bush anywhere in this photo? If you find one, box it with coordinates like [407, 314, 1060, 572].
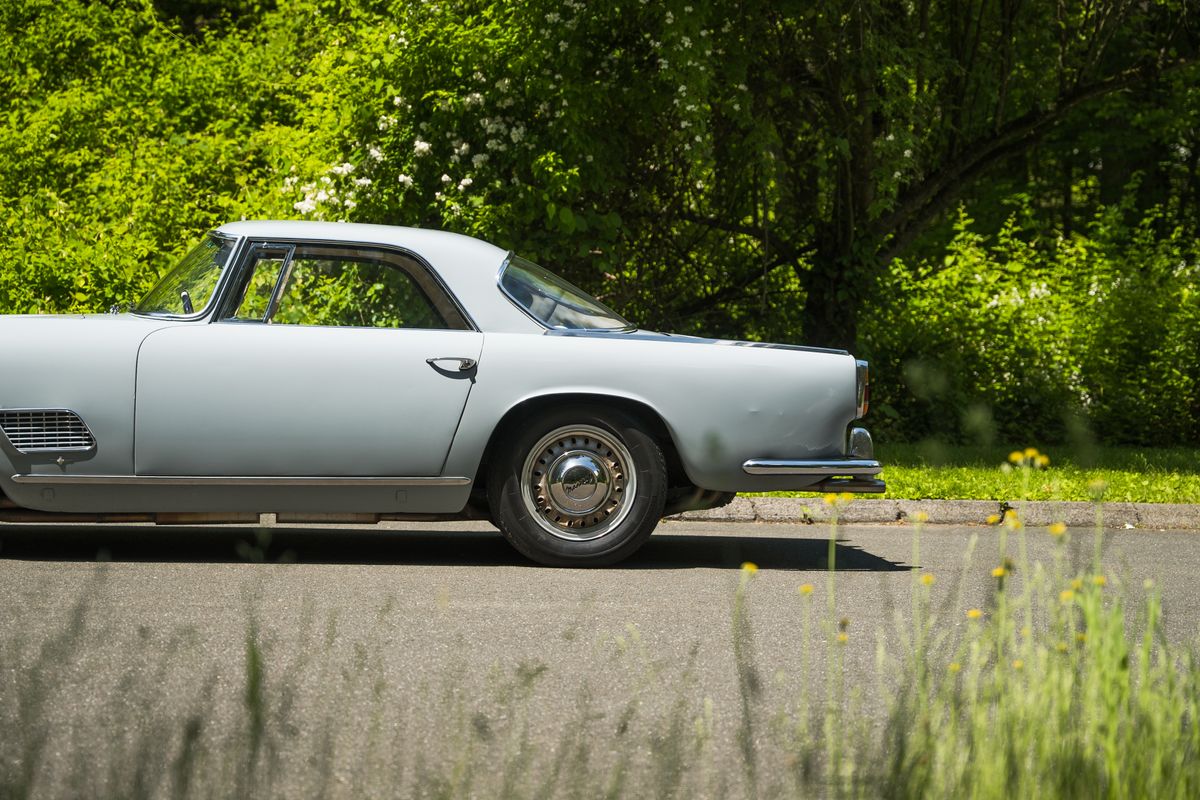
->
[861, 208, 1200, 446]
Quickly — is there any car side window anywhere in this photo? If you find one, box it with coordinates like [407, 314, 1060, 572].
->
[226, 244, 469, 330]
[230, 249, 287, 322]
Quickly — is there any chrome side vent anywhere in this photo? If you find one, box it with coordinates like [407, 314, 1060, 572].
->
[0, 409, 96, 454]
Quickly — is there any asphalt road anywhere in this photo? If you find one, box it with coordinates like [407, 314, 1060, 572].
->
[3, 519, 1199, 795]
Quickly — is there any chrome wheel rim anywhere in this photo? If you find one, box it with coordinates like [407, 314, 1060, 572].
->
[520, 424, 637, 542]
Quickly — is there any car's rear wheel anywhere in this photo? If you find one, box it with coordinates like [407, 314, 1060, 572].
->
[487, 406, 666, 566]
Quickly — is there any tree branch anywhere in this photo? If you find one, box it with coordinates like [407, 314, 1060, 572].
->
[871, 59, 1194, 255]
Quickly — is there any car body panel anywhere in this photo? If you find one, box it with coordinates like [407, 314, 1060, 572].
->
[134, 322, 483, 477]
[443, 332, 858, 493]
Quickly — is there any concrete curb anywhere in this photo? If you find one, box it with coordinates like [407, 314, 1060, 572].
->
[669, 498, 1200, 530]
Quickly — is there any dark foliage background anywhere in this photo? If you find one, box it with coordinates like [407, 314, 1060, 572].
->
[1, 0, 1197, 445]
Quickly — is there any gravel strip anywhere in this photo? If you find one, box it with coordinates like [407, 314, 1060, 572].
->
[671, 498, 1200, 529]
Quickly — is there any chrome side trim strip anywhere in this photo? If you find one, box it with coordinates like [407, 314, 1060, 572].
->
[742, 459, 883, 477]
[10, 474, 471, 487]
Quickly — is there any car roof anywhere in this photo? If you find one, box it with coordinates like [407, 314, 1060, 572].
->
[216, 220, 541, 333]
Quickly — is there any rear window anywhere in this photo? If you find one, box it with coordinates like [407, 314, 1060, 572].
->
[499, 255, 631, 330]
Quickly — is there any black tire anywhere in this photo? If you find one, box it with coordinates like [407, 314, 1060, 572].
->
[487, 405, 667, 567]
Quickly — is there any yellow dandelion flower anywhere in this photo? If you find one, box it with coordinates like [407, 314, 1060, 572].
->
[1076, 632, 1087, 643]
[741, 561, 759, 575]
[914, 510, 929, 523]
[948, 662, 962, 673]
[1070, 578, 1084, 591]
[1048, 522, 1067, 537]
[920, 574, 935, 586]
[822, 493, 838, 506]
[1012, 659, 1024, 670]
[839, 492, 853, 503]
[966, 608, 983, 620]
[1056, 642, 1068, 653]
[1092, 575, 1107, 587]
[1021, 626, 1031, 638]
[1008, 451, 1024, 464]
[836, 632, 848, 644]
[992, 566, 1007, 578]
[798, 583, 814, 596]
[1036, 454, 1050, 468]
[986, 513, 1001, 525]
[1059, 589, 1075, 603]
[1024, 447, 1039, 459]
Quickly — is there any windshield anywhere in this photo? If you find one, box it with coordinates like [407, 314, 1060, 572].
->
[135, 233, 235, 316]
[499, 255, 631, 330]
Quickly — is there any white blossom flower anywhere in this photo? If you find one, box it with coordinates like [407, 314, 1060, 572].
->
[331, 162, 355, 176]
[353, 176, 372, 187]
[413, 139, 432, 156]
[397, 174, 414, 187]
[472, 153, 489, 168]
[903, 148, 913, 158]
[343, 199, 357, 209]
[464, 92, 484, 108]
[440, 173, 452, 183]
[368, 146, 384, 161]
[458, 177, 473, 190]
[545, 12, 560, 23]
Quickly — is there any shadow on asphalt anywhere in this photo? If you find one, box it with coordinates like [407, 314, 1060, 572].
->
[0, 525, 908, 572]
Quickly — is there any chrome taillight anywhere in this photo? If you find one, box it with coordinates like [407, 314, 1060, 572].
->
[855, 360, 870, 418]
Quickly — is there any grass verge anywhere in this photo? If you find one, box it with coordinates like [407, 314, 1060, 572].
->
[766, 443, 1200, 503]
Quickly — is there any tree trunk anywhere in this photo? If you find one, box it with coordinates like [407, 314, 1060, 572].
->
[798, 252, 862, 351]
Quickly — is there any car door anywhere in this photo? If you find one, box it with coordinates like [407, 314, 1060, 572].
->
[134, 241, 483, 477]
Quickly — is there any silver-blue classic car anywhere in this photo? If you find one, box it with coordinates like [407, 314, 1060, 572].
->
[0, 221, 883, 565]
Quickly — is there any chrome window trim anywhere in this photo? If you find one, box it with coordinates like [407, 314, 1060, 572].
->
[213, 236, 480, 332]
[11, 474, 471, 487]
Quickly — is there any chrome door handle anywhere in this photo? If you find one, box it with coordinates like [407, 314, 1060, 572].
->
[426, 357, 477, 372]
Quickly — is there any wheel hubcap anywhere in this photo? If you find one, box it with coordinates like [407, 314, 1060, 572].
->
[521, 425, 637, 542]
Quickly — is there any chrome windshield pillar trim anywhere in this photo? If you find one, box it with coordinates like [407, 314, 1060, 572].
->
[741, 459, 883, 477]
[10, 474, 472, 487]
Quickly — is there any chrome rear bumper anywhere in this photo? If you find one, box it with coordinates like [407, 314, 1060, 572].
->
[741, 427, 886, 493]
[742, 459, 882, 477]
